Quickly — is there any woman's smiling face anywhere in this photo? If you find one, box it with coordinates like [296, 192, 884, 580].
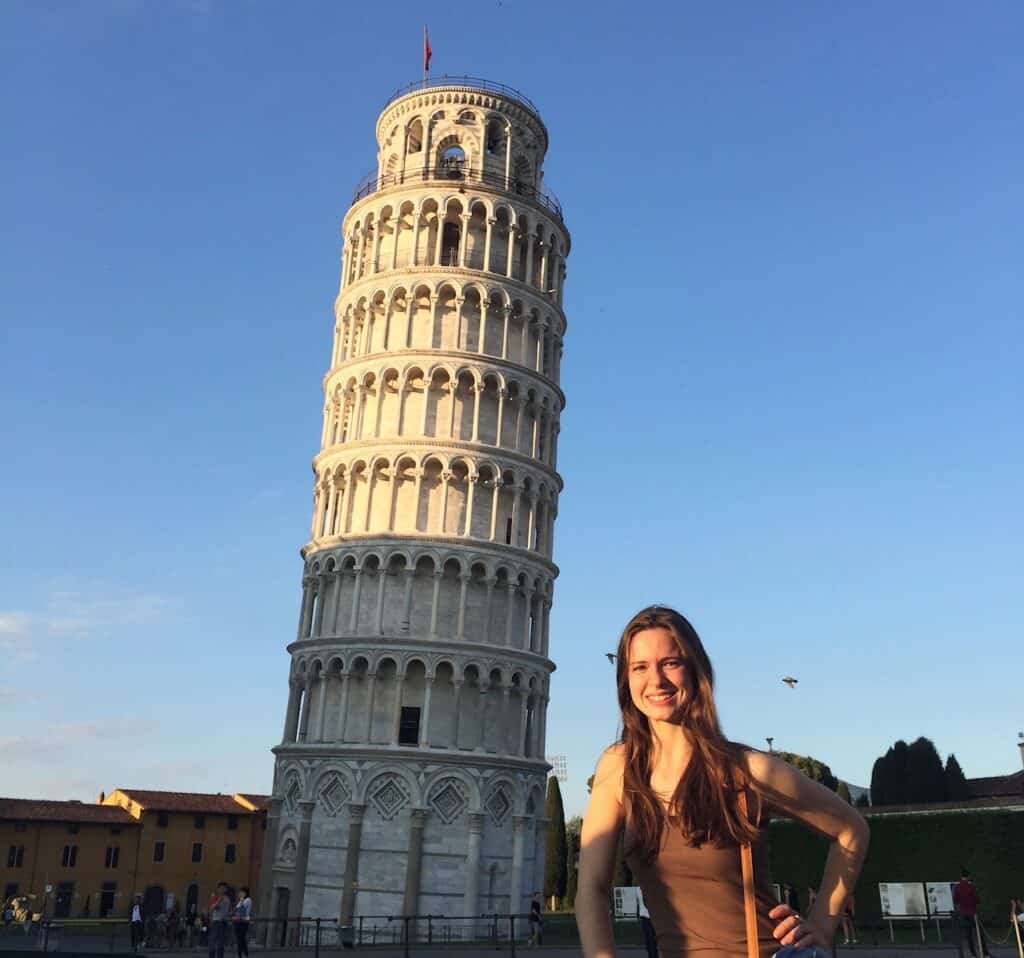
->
[627, 627, 692, 722]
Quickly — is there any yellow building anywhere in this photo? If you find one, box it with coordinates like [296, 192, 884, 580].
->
[101, 790, 267, 918]
[1, 790, 267, 920]
[0, 798, 142, 918]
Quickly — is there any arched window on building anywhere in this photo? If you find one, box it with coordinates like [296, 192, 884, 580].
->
[441, 221, 461, 267]
[486, 120, 505, 155]
[441, 144, 466, 177]
[407, 119, 423, 154]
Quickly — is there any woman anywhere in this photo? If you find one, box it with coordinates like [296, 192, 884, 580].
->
[233, 886, 253, 958]
[839, 895, 856, 945]
[576, 606, 869, 957]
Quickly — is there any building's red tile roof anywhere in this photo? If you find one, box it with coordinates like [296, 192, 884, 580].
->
[111, 789, 258, 814]
[0, 798, 138, 825]
[966, 770, 1024, 799]
[234, 794, 270, 811]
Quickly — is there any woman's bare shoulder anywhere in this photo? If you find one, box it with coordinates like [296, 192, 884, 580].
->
[591, 743, 627, 789]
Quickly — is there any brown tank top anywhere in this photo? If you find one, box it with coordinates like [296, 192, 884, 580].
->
[627, 816, 778, 958]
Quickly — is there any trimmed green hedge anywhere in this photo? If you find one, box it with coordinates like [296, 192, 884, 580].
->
[768, 808, 1024, 920]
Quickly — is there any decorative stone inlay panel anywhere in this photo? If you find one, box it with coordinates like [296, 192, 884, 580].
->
[318, 774, 351, 816]
[485, 784, 512, 826]
[369, 774, 411, 820]
[428, 777, 468, 824]
[284, 777, 303, 814]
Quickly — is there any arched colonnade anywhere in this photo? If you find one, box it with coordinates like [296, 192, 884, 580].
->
[333, 282, 564, 384]
[320, 363, 561, 466]
[342, 196, 566, 307]
[297, 548, 554, 653]
[281, 650, 549, 761]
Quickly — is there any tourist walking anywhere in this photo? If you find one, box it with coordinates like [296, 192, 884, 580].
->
[130, 896, 144, 952]
[233, 886, 252, 958]
[954, 871, 991, 958]
[207, 884, 232, 958]
[528, 891, 543, 946]
[575, 606, 870, 958]
[839, 895, 856, 944]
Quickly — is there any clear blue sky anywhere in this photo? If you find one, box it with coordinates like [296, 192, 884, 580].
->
[2, 1, 1021, 819]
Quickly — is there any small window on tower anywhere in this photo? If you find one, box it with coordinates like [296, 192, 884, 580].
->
[398, 707, 421, 747]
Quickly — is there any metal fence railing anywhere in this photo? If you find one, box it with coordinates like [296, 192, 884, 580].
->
[381, 77, 541, 117]
[6, 911, 1017, 955]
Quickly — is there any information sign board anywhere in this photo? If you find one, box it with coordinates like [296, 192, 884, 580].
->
[613, 886, 640, 921]
[926, 882, 956, 915]
[879, 882, 927, 917]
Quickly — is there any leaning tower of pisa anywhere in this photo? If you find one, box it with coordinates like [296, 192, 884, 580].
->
[259, 78, 570, 930]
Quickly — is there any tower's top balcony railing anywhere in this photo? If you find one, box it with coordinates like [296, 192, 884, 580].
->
[382, 75, 541, 117]
[351, 164, 563, 221]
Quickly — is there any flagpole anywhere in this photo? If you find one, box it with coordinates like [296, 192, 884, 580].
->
[423, 25, 428, 88]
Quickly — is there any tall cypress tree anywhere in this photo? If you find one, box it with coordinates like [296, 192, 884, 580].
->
[544, 777, 568, 903]
[906, 737, 947, 802]
[888, 740, 910, 804]
[870, 750, 891, 805]
[945, 753, 970, 801]
[565, 816, 583, 907]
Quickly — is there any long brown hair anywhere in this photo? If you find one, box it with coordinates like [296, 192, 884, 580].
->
[616, 605, 759, 860]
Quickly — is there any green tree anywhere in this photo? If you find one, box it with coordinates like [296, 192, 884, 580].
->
[837, 781, 852, 803]
[906, 737, 947, 803]
[945, 753, 969, 801]
[776, 751, 838, 791]
[870, 751, 890, 806]
[888, 740, 910, 804]
[565, 815, 583, 907]
[611, 833, 633, 888]
[544, 777, 568, 903]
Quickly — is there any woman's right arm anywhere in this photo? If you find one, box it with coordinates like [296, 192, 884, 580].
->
[576, 746, 626, 958]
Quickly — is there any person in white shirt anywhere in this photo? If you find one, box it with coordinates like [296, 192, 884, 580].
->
[637, 886, 659, 958]
[130, 897, 144, 952]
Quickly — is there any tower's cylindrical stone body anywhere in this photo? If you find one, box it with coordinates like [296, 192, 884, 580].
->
[262, 78, 570, 929]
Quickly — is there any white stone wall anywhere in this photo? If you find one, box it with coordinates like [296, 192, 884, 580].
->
[261, 81, 568, 928]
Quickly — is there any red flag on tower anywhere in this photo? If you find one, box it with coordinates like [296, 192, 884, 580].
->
[423, 26, 432, 75]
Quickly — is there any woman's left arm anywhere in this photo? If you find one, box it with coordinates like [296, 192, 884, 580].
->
[745, 749, 870, 949]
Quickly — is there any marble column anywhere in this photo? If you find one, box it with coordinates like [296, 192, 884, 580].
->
[402, 808, 428, 915]
[510, 815, 528, 916]
[292, 800, 316, 915]
[463, 811, 485, 918]
[419, 674, 434, 747]
[531, 817, 549, 902]
[297, 682, 312, 743]
[314, 671, 330, 742]
[255, 797, 283, 940]
[339, 803, 366, 924]
[335, 673, 351, 742]
[282, 681, 301, 743]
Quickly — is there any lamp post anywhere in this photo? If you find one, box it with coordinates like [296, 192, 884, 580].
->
[766, 737, 774, 754]
[1017, 732, 1023, 770]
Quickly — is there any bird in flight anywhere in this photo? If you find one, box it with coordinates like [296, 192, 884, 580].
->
[605, 653, 617, 664]
[782, 676, 799, 689]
